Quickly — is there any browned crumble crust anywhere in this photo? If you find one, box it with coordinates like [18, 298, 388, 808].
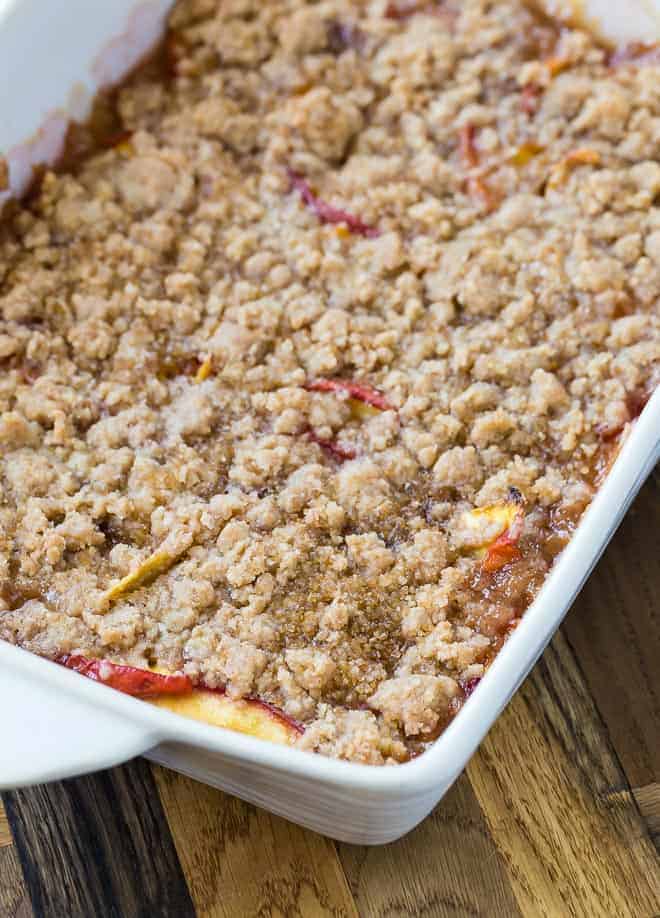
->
[0, 0, 658, 764]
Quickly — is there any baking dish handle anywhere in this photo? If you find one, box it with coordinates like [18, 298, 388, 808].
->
[0, 656, 158, 789]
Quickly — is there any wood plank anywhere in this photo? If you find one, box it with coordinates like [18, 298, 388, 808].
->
[562, 473, 659, 789]
[153, 765, 359, 918]
[2, 760, 195, 918]
[633, 783, 660, 849]
[0, 846, 32, 918]
[337, 772, 522, 918]
[467, 631, 660, 918]
[0, 800, 12, 848]
[605, 782, 660, 851]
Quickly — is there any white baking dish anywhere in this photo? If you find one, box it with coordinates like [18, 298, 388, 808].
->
[1, 0, 659, 845]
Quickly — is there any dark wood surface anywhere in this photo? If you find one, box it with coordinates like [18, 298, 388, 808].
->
[1, 474, 658, 918]
[4, 761, 194, 918]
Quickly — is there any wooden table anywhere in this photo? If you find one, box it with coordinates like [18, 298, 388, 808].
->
[1, 474, 658, 918]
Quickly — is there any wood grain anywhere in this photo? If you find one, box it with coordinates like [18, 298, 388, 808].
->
[337, 773, 522, 918]
[632, 783, 660, 849]
[562, 473, 660, 789]
[467, 631, 660, 918]
[605, 782, 660, 852]
[154, 766, 358, 918]
[0, 801, 12, 848]
[0, 846, 32, 918]
[2, 759, 195, 918]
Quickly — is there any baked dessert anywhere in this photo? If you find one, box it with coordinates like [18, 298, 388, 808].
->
[0, 0, 658, 764]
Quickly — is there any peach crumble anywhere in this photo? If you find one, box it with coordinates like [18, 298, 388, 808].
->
[0, 0, 658, 764]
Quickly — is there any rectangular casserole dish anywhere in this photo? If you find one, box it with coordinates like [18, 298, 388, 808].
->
[0, 0, 658, 845]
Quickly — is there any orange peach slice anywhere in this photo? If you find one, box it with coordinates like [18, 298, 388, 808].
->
[348, 398, 381, 419]
[547, 148, 601, 188]
[115, 139, 134, 157]
[462, 502, 521, 544]
[461, 502, 524, 572]
[510, 142, 544, 167]
[150, 689, 302, 745]
[194, 355, 213, 383]
[101, 548, 180, 607]
[57, 656, 301, 745]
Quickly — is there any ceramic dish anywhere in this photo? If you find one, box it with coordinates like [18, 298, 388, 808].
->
[0, 0, 658, 844]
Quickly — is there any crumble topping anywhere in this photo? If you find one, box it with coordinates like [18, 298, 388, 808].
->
[0, 0, 658, 763]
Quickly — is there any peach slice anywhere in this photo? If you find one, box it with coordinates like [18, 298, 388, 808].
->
[194, 355, 213, 383]
[461, 502, 524, 573]
[348, 397, 381, 420]
[101, 547, 183, 607]
[461, 502, 521, 542]
[287, 169, 380, 238]
[483, 528, 523, 573]
[305, 378, 393, 411]
[150, 689, 302, 745]
[510, 142, 544, 167]
[547, 148, 601, 188]
[58, 656, 192, 696]
[57, 656, 302, 745]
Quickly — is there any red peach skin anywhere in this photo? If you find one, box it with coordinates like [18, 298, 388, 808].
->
[58, 655, 192, 697]
[305, 378, 393, 411]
